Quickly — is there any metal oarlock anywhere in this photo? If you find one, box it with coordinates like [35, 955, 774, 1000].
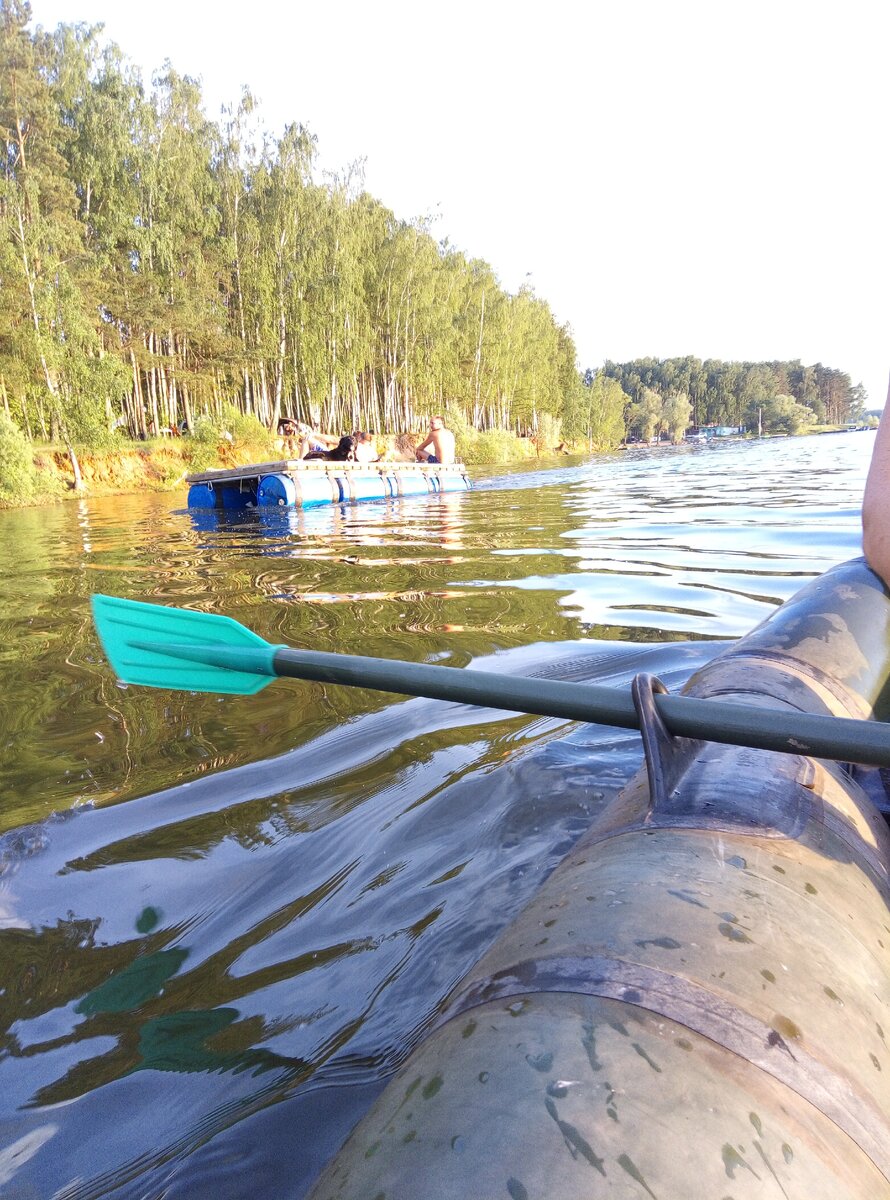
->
[631, 672, 701, 816]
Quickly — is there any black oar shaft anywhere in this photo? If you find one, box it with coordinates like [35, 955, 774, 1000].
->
[271, 648, 890, 768]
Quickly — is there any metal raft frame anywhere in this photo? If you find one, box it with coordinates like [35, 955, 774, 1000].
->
[185, 459, 471, 510]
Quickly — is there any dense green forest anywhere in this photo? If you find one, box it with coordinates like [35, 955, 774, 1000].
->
[600, 358, 866, 440]
[0, 1, 578, 459]
[0, 0, 868, 487]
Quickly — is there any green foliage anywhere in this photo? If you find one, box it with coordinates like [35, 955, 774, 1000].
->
[565, 371, 627, 448]
[443, 406, 531, 464]
[444, 406, 479, 463]
[186, 416, 223, 472]
[632, 388, 663, 442]
[470, 429, 532, 464]
[662, 391, 693, 443]
[67, 355, 132, 449]
[0, 413, 38, 505]
[183, 405, 273, 473]
[603, 357, 864, 429]
[750, 394, 816, 436]
[219, 404, 274, 455]
[533, 412, 563, 454]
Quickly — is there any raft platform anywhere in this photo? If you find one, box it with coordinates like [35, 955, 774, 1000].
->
[186, 459, 471, 510]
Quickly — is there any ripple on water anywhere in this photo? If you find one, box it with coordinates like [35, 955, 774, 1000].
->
[0, 432, 874, 1197]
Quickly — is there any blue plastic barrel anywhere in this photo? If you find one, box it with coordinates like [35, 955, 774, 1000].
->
[219, 485, 254, 510]
[257, 473, 297, 507]
[397, 471, 432, 496]
[187, 482, 216, 508]
[439, 471, 469, 494]
[327, 472, 349, 502]
[350, 472, 388, 502]
[296, 473, 337, 507]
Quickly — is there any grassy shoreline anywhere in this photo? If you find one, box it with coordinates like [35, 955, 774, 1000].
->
[1, 423, 868, 511]
[2, 431, 545, 509]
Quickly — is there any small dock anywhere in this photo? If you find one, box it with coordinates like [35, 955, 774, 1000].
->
[186, 459, 471, 510]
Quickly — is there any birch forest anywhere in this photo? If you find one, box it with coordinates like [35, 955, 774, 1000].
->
[0, 2, 582, 453]
[1, 1, 868, 467]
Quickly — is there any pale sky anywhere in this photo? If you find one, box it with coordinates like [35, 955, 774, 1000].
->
[31, 0, 890, 407]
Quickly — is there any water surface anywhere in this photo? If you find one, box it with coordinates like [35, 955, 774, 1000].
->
[0, 432, 875, 1197]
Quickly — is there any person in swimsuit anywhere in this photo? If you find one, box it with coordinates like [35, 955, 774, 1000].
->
[415, 415, 455, 465]
[296, 422, 334, 458]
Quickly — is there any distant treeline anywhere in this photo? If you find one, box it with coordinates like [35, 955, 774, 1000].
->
[600, 357, 865, 433]
[0, 2, 867, 480]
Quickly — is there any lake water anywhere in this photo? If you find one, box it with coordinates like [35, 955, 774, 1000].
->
[0, 432, 876, 1197]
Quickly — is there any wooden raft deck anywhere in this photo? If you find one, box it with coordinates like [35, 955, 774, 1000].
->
[185, 460, 466, 485]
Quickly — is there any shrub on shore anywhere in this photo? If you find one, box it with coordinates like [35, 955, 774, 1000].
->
[0, 414, 40, 506]
[532, 412, 563, 456]
[468, 429, 533, 464]
[445, 408, 533, 464]
[186, 417, 225, 472]
[223, 405, 275, 455]
[187, 406, 276, 472]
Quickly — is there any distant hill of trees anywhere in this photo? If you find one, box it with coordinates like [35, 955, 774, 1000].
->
[577, 357, 866, 444]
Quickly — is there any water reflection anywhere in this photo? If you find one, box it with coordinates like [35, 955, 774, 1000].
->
[0, 432, 875, 1197]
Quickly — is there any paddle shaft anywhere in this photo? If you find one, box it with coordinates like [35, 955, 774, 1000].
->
[261, 647, 890, 768]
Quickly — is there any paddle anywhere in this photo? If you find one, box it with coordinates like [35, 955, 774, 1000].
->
[91, 593, 890, 768]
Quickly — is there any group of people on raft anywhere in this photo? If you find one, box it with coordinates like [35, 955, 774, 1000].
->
[276, 415, 456, 466]
[275, 392, 890, 587]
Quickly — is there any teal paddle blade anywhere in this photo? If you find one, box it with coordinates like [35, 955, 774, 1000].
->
[91, 594, 281, 695]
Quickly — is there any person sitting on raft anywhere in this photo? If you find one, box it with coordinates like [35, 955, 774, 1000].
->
[277, 418, 327, 458]
[277, 418, 300, 456]
[415, 415, 455, 465]
[295, 422, 337, 458]
[352, 431, 379, 463]
[863, 386, 890, 588]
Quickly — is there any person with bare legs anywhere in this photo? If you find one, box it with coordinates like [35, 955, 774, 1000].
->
[415, 415, 455, 465]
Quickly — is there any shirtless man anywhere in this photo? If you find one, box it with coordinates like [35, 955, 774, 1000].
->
[415, 415, 456, 465]
[862, 382, 890, 587]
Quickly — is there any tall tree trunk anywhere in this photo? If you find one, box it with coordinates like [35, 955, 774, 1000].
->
[64, 435, 84, 490]
[233, 194, 252, 413]
[147, 334, 161, 434]
[271, 305, 286, 432]
[13, 206, 85, 483]
[258, 359, 270, 425]
[168, 329, 178, 428]
[182, 378, 193, 432]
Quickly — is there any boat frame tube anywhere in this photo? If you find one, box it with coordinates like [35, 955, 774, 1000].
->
[308, 558, 890, 1199]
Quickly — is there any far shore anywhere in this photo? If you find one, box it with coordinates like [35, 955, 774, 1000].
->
[0, 423, 871, 512]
